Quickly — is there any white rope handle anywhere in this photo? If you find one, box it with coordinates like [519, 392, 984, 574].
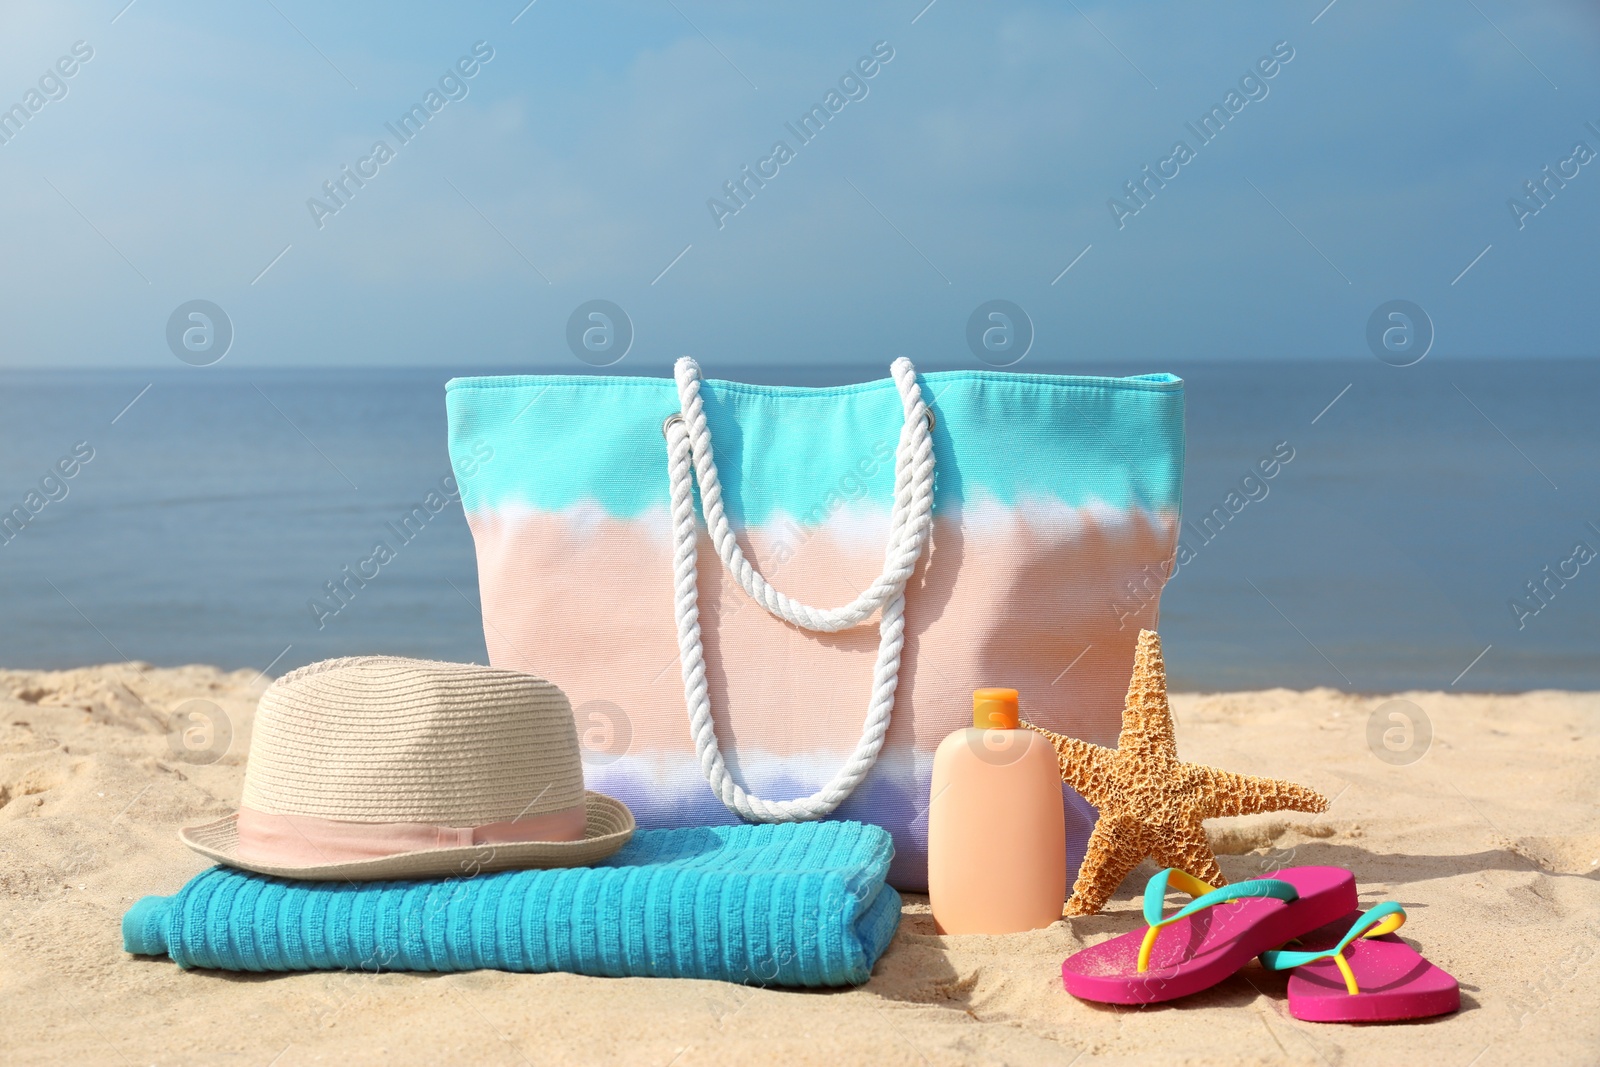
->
[665, 356, 936, 822]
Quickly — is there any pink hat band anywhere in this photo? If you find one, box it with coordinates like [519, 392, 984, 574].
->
[234, 802, 588, 868]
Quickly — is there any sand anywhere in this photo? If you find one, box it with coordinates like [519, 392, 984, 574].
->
[1, 663, 1596, 1066]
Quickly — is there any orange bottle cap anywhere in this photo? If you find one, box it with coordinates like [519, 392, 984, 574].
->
[972, 688, 1019, 730]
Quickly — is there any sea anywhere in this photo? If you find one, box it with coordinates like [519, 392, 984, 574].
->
[0, 357, 1594, 693]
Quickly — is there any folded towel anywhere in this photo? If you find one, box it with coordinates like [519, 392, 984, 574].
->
[125, 821, 900, 987]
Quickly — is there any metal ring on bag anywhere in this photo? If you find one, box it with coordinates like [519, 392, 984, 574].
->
[923, 408, 936, 432]
[662, 413, 685, 438]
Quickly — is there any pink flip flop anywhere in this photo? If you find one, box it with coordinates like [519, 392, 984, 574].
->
[1062, 866, 1357, 1004]
[1260, 903, 1460, 1022]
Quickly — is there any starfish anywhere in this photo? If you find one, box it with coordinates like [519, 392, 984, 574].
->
[1025, 629, 1329, 917]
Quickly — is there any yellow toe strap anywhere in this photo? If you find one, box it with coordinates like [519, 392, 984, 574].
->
[1260, 902, 1408, 995]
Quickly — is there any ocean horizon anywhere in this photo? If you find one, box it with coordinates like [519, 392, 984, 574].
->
[0, 356, 1593, 694]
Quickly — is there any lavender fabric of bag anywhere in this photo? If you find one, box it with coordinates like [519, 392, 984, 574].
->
[124, 822, 901, 988]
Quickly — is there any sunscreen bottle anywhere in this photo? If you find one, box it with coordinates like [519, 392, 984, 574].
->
[927, 688, 1067, 934]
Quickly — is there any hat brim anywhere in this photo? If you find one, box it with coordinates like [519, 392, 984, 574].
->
[178, 791, 635, 881]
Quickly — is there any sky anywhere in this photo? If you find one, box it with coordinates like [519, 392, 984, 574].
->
[1, 0, 1597, 370]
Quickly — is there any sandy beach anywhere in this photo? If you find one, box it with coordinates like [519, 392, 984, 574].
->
[1, 663, 1596, 1066]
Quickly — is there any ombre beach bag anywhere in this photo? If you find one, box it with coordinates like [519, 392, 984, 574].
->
[445, 359, 1184, 889]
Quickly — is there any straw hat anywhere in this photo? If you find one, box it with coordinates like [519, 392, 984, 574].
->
[180, 656, 634, 880]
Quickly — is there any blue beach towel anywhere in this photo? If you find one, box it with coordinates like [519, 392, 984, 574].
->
[124, 821, 900, 987]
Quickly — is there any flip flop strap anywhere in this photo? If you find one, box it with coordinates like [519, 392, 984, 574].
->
[1136, 869, 1300, 973]
[1259, 901, 1408, 995]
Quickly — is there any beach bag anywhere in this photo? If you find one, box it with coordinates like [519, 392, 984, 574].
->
[445, 359, 1184, 889]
